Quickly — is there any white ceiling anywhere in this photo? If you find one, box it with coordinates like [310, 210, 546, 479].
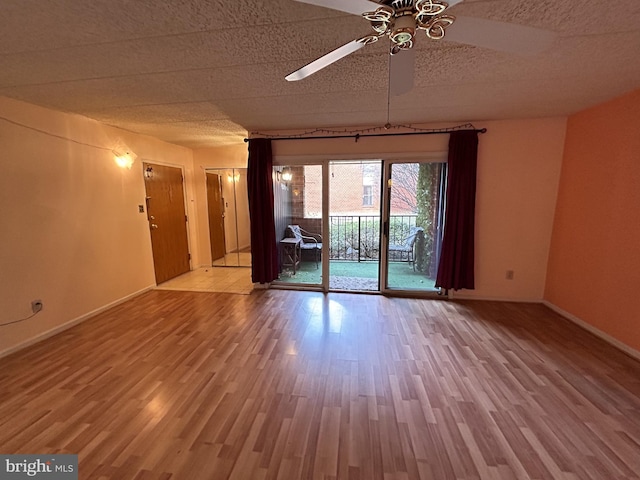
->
[1, 0, 639, 148]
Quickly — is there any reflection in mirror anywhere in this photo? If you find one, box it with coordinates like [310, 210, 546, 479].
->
[205, 168, 251, 267]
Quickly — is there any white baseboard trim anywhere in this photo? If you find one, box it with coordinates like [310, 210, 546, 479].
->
[0, 285, 155, 360]
[543, 300, 640, 362]
[449, 292, 542, 303]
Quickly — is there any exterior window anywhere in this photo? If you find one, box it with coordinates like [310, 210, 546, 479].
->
[362, 184, 373, 206]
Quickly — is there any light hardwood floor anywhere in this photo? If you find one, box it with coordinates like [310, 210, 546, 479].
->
[1, 290, 639, 479]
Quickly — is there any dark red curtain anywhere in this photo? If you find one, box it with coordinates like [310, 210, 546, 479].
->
[435, 130, 479, 291]
[247, 139, 279, 284]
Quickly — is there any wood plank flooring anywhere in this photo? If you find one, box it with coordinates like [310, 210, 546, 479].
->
[1, 290, 639, 479]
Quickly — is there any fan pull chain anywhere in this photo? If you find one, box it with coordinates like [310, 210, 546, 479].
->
[386, 45, 392, 129]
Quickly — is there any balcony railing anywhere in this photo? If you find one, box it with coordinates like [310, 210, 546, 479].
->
[329, 215, 417, 261]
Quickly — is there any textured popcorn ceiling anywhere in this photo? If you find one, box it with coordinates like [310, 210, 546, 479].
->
[1, 0, 639, 147]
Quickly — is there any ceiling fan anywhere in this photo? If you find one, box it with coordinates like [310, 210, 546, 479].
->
[286, 0, 556, 93]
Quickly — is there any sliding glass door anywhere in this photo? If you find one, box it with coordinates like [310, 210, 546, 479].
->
[271, 158, 445, 295]
[382, 161, 446, 293]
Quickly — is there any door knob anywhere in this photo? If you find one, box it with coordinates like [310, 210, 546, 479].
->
[150, 224, 159, 230]
[149, 215, 155, 220]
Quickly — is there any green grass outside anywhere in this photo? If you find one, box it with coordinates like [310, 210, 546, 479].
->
[277, 260, 437, 291]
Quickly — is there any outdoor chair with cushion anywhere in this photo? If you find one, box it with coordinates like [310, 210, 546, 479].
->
[286, 225, 323, 268]
[388, 226, 424, 271]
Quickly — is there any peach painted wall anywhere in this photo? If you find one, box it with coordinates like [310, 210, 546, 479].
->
[545, 89, 640, 352]
[192, 145, 248, 266]
[271, 118, 567, 301]
[0, 97, 197, 357]
[466, 119, 566, 301]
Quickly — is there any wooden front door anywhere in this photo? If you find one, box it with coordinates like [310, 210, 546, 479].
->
[206, 173, 226, 262]
[143, 162, 190, 284]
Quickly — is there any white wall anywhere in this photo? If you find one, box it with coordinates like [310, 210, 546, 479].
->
[0, 97, 197, 357]
[460, 118, 566, 301]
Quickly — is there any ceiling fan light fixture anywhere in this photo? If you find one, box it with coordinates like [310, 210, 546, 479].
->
[371, 21, 388, 35]
[391, 29, 414, 45]
[391, 12, 416, 45]
[358, 34, 380, 46]
[422, 15, 455, 40]
[363, 6, 394, 23]
[415, 0, 449, 17]
[390, 43, 411, 55]
[360, 1, 455, 53]
[363, 6, 394, 36]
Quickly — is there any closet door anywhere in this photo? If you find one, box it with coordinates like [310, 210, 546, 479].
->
[206, 173, 226, 262]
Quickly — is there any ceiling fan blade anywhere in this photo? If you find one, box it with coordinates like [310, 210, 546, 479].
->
[286, 39, 367, 81]
[293, 0, 380, 16]
[445, 15, 557, 55]
[445, 0, 465, 8]
[389, 48, 415, 96]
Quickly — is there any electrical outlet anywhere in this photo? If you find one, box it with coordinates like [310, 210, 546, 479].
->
[31, 299, 43, 313]
[506, 270, 514, 280]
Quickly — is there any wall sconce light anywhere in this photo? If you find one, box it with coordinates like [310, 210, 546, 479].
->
[144, 166, 154, 179]
[281, 167, 293, 183]
[113, 150, 137, 169]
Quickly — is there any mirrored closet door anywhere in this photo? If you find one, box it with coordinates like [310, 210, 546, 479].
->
[206, 168, 251, 267]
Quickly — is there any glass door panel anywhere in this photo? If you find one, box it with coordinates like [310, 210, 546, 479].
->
[328, 161, 381, 292]
[272, 164, 323, 287]
[385, 161, 445, 292]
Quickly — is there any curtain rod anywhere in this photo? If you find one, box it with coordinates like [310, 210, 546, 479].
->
[244, 128, 487, 143]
